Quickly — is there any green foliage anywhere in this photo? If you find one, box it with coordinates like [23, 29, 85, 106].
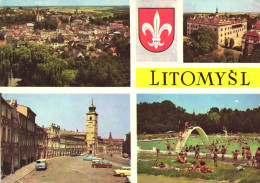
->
[111, 35, 130, 58]
[0, 11, 35, 26]
[75, 56, 130, 86]
[223, 49, 238, 62]
[225, 39, 229, 48]
[229, 38, 235, 48]
[137, 100, 260, 134]
[240, 43, 260, 63]
[0, 41, 130, 86]
[34, 18, 58, 30]
[190, 27, 218, 54]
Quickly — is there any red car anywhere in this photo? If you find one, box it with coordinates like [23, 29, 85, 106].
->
[92, 161, 112, 168]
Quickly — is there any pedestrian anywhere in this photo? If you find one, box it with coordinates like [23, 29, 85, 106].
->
[232, 150, 240, 165]
[156, 148, 160, 157]
[166, 141, 171, 155]
[221, 145, 226, 161]
[255, 147, 260, 169]
[251, 156, 255, 167]
[184, 122, 188, 131]
[214, 149, 218, 167]
[179, 131, 183, 141]
[242, 147, 245, 163]
[195, 145, 200, 159]
[246, 148, 252, 165]
[111, 153, 113, 158]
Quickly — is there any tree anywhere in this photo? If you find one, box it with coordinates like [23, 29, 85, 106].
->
[223, 49, 238, 62]
[243, 41, 248, 57]
[225, 39, 229, 48]
[190, 27, 218, 54]
[229, 38, 234, 48]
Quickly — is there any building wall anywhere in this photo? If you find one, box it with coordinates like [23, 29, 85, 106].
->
[187, 20, 247, 46]
[86, 113, 98, 149]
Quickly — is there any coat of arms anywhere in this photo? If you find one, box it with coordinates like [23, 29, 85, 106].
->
[139, 8, 175, 52]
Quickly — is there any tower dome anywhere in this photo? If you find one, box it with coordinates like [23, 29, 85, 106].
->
[88, 98, 97, 114]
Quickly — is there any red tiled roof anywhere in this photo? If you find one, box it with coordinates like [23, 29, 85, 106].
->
[109, 23, 123, 27]
[253, 22, 260, 29]
[110, 47, 116, 52]
[242, 31, 260, 42]
[90, 52, 100, 58]
[99, 26, 106, 30]
[95, 34, 103, 39]
[188, 16, 244, 26]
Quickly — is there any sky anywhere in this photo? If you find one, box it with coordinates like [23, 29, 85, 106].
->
[137, 94, 260, 114]
[2, 94, 130, 139]
[0, 0, 129, 6]
[184, 0, 260, 13]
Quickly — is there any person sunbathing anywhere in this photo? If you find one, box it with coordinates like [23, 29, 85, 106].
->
[177, 153, 187, 163]
[153, 160, 158, 167]
[200, 161, 214, 173]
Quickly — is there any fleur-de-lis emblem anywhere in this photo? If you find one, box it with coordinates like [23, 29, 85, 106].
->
[142, 10, 172, 49]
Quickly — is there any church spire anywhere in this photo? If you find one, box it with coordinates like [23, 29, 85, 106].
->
[37, 5, 40, 16]
[109, 131, 112, 139]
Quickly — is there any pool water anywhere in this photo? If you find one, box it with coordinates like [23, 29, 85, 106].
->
[138, 136, 260, 155]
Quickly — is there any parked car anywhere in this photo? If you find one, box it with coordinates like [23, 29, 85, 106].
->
[83, 156, 96, 161]
[70, 152, 77, 157]
[91, 158, 102, 163]
[125, 176, 131, 183]
[114, 166, 131, 177]
[92, 161, 112, 168]
[35, 159, 47, 170]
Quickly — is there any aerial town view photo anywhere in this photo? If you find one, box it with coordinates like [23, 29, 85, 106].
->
[137, 94, 260, 183]
[0, 0, 130, 86]
[183, 0, 260, 63]
[1, 94, 131, 183]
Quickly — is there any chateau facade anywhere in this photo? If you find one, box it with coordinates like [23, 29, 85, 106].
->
[187, 9, 247, 46]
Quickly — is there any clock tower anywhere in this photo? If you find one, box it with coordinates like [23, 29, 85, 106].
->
[86, 98, 98, 154]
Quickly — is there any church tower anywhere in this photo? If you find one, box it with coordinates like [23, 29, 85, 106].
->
[86, 98, 98, 154]
[36, 6, 44, 22]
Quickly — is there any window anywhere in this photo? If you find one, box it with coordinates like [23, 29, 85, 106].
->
[8, 129, 11, 142]
[2, 127, 6, 142]
[90, 117, 92, 120]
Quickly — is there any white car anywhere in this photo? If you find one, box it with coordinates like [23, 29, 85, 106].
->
[92, 158, 102, 163]
[114, 166, 131, 177]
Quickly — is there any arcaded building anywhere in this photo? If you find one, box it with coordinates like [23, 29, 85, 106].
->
[187, 9, 247, 46]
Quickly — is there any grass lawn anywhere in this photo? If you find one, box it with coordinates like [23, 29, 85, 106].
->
[138, 154, 260, 183]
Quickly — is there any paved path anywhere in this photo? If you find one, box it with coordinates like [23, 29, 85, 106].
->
[2, 155, 128, 183]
